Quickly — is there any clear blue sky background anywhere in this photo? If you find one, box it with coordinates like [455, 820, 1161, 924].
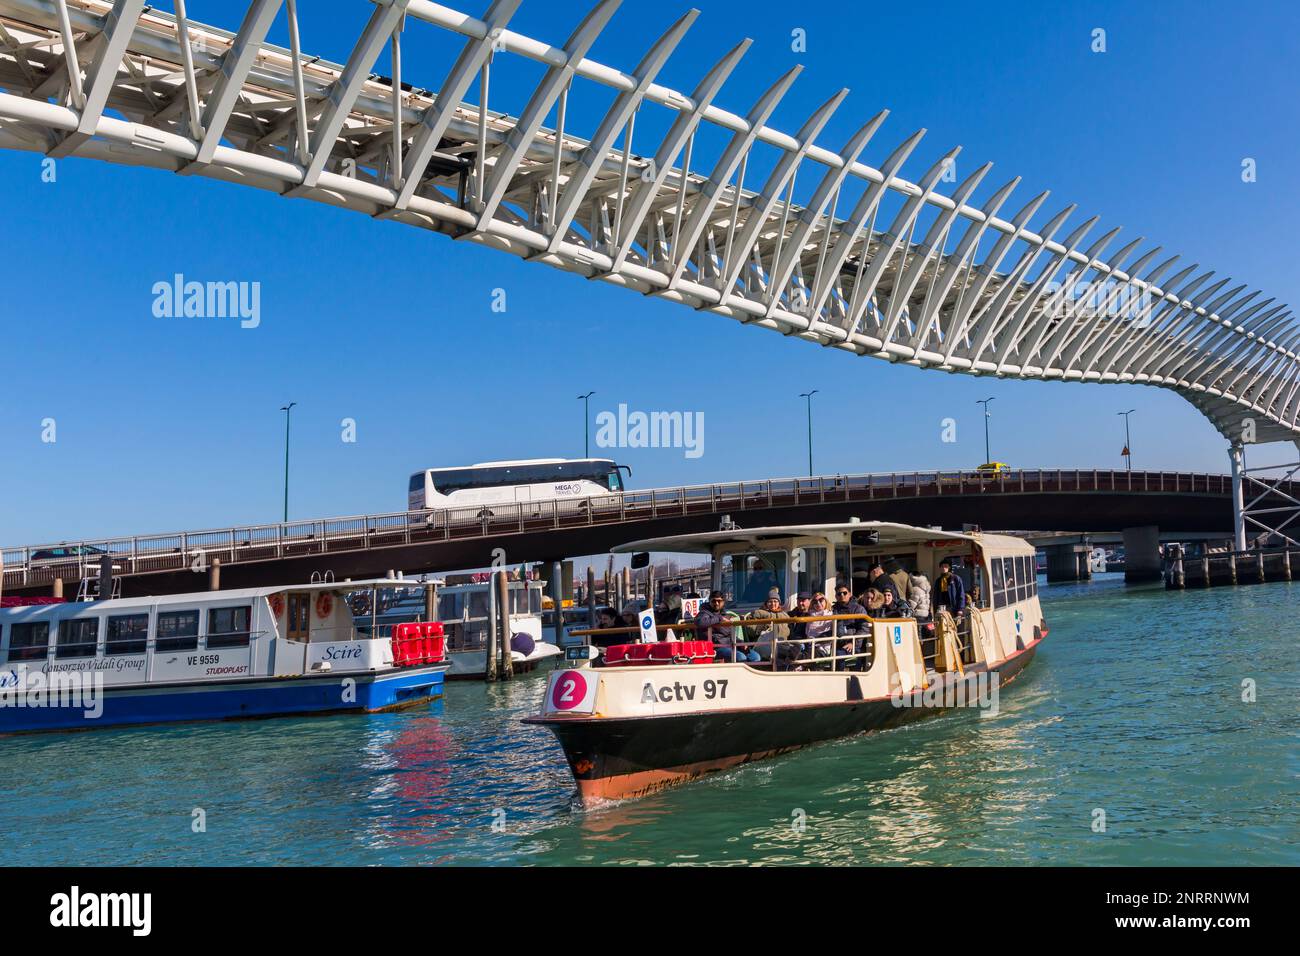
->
[1, 0, 1297, 545]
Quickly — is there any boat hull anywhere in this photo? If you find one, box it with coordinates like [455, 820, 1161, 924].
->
[528, 643, 1037, 806]
[0, 665, 446, 734]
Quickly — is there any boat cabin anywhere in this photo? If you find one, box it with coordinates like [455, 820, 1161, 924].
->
[0, 579, 431, 687]
[617, 520, 1045, 674]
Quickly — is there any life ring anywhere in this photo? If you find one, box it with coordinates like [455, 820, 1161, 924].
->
[315, 593, 333, 619]
[268, 593, 285, 617]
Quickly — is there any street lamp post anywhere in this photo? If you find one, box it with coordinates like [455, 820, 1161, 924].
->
[280, 402, 296, 522]
[577, 391, 595, 458]
[1118, 409, 1136, 471]
[976, 397, 995, 465]
[799, 390, 818, 477]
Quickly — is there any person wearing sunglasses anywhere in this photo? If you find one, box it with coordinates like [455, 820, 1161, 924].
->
[831, 585, 870, 668]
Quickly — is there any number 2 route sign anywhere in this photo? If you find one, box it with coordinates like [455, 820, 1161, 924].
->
[548, 670, 598, 714]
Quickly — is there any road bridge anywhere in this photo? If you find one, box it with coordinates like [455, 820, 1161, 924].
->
[5, 468, 1292, 598]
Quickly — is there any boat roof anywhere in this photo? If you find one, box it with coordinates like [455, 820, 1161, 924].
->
[0, 578, 424, 619]
[612, 520, 1026, 555]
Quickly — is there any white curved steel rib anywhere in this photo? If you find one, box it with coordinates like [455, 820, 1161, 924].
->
[0, 0, 1293, 442]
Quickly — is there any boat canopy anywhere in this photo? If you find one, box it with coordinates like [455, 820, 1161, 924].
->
[611, 520, 1031, 556]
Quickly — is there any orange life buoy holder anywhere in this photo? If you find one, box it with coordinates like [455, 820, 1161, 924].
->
[268, 593, 285, 617]
[315, 592, 334, 619]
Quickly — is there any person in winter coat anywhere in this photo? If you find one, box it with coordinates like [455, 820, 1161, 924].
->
[933, 560, 968, 618]
[908, 573, 932, 621]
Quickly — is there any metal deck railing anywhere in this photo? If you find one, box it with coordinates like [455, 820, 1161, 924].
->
[1, 468, 1268, 592]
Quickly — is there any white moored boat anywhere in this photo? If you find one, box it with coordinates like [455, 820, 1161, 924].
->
[0, 579, 448, 733]
[352, 578, 562, 679]
[526, 520, 1046, 806]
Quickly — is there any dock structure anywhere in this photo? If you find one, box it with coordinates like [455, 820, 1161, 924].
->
[1164, 545, 1294, 590]
[0, 1, 1299, 546]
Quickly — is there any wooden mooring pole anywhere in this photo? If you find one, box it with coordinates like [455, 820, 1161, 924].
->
[497, 570, 513, 680]
[485, 574, 498, 683]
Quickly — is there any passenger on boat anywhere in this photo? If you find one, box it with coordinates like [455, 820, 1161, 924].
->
[789, 592, 812, 632]
[908, 573, 932, 621]
[868, 563, 902, 605]
[880, 587, 913, 618]
[658, 584, 684, 626]
[933, 560, 968, 619]
[590, 607, 626, 650]
[800, 591, 835, 664]
[744, 593, 791, 662]
[696, 594, 760, 663]
[742, 559, 780, 604]
[619, 603, 641, 629]
[832, 586, 870, 667]
[886, 559, 911, 606]
[834, 567, 852, 593]
[861, 587, 887, 617]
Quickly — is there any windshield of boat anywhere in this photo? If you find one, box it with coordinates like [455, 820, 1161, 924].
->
[719, 549, 787, 608]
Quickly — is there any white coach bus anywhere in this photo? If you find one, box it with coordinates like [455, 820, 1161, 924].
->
[407, 458, 631, 514]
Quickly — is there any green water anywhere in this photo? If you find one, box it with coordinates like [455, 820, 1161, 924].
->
[3, 575, 1296, 866]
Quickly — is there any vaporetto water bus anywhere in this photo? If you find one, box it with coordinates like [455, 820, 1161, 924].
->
[0, 579, 447, 733]
[526, 520, 1046, 805]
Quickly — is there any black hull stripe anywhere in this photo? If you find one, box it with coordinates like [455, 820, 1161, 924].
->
[535, 643, 1038, 802]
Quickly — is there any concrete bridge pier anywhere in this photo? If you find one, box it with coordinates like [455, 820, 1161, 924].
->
[1122, 525, 1163, 583]
[1044, 543, 1093, 582]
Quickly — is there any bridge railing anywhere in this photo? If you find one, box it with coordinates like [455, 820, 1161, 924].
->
[0, 468, 1273, 590]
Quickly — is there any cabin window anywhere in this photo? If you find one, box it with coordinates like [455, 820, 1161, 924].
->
[971, 564, 989, 609]
[990, 556, 1007, 608]
[795, 547, 828, 601]
[156, 610, 199, 652]
[467, 591, 490, 619]
[721, 550, 787, 607]
[509, 588, 533, 615]
[56, 618, 99, 659]
[438, 593, 462, 620]
[7, 622, 50, 661]
[207, 606, 252, 649]
[106, 614, 149, 656]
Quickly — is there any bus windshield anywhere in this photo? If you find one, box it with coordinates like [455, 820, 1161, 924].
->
[430, 460, 622, 495]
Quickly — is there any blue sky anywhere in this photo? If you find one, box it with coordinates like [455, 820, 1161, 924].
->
[1, 0, 1297, 545]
